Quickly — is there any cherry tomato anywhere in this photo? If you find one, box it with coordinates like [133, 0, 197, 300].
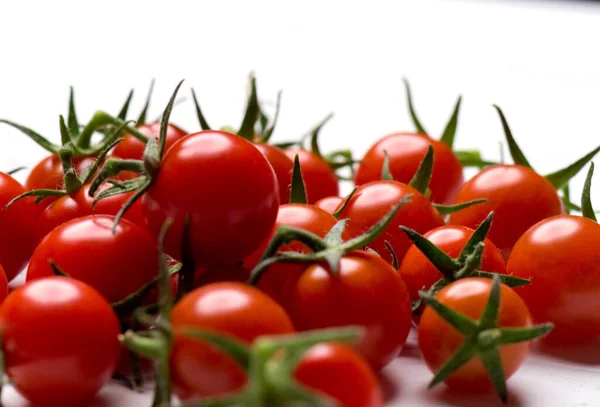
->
[254, 143, 294, 204]
[336, 180, 445, 265]
[25, 155, 97, 191]
[143, 130, 279, 267]
[294, 343, 383, 407]
[284, 149, 339, 204]
[170, 282, 295, 401]
[287, 250, 412, 370]
[449, 164, 563, 260]
[26, 215, 159, 303]
[314, 195, 343, 214]
[507, 215, 600, 344]
[0, 277, 121, 406]
[0, 172, 42, 281]
[355, 133, 464, 204]
[419, 277, 534, 392]
[112, 122, 188, 160]
[35, 183, 146, 241]
[193, 264, 250, 287]
[0, 265, 9, 304]
[244, 204, 342, 307]
[399, 225, 506, 303]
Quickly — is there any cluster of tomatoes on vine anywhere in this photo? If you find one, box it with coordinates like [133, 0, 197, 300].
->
[0, 75, 598, 407]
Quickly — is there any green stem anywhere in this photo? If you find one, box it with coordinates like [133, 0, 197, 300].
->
[77, 111, 149, 150]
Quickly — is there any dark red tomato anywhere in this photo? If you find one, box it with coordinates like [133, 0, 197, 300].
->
[288, 250, 412, 370]
[112, 122, 188, 160]
[143, 130, 279, 267]
[449, 164, 563, 260]
[284, 149, 339, 204]
[25, 155, 97, 191]
[0, 277, 121, 406]
[254, 143, 294, 204]
[355, 133, 464, 204]
[35, 183, 146, 241]
[507, 215, 600, 344]
[294, 343, 383, 407]
[244, 204, 342, 307]
[399, 225, 506, 303]
[419, 278, 534, 391]
[26, 215, 159, 303]
[0, 173, 42, 281]
[170, 282, 295, 401]
[336, 180, 445, 265]
[193, 264, 250, 287]
[0, 265, 8, 304]
[314, 195, 343, 214]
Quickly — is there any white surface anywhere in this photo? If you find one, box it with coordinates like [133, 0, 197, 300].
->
[1, 0, 600, 406]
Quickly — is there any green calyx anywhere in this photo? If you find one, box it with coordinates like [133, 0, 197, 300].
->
[420, 274, 554, 403]
[581, 163, 596, 221]
[493, 105, 600, 189]
[332, 187, 358, 219]
[289, 154, 308, 204]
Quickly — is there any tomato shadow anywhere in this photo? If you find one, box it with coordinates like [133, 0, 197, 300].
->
[378, 369, 402, 402]
[423, 382, 525, 407]
[534, 337, 600, 366]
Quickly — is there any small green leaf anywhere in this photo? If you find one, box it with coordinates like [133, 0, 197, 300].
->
[237, 74, 260, 141]
[434, 198, 487, 215]
[48, 260, 70, 277]
[545, 144, 600, 190]
[408, 145, 434, 195]
[260, 90, 282, 142]
[473, 271, 530, 287]
[479, 274, 501, 328]
[454, 242, 484, 279]
[479, 348, 508, 403]
[0, 119, 61, 154]
[158, 80, 184, 159]
[309, 113, 334, 158]
[117, 89, 135, 120]
[458, 211, 494, 264]
[562, 184, 571, 214]
[400, 226, 460, 279]
[455, 149, 497, 169]
[492, 105, 532, 169]
[67, 87, 80, 140]
[289, 155, 308, 204]
[428, 341, 477, 388]
[6, 166, 26, 176]
[191, 88, 211, 131]
[384, 241, 399, 270]
[324, 219, 349, 245]
[179, 327, 251, 370]
[332, 187, 358, 219]
[381, 150, 394, 181]
[497, 323, 554, 345]
[137, 79, 155, 126]
[581, 163, 596, 221]
[403, 78, 428, 135]
[420, 291, 477, 335]
[439, 95, 462, 148]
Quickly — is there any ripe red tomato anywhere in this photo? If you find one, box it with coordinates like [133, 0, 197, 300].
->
[284, 149, 339, 204]
[25, 154, 98, 191]
[170, 282, 295, 401]
[399, 225, 506, 303]
[111, 122, 188, 159]
[143, 130, 279, 267]
[193, 264, 250, 287]
[314, 195, 343, 214]
[418, 278, 534, 392]
[0, 172, 42, 281]
[35, 183, 146, 241]
[507, 215, 600, 344]
[254, 143, 294, 204]
[26, 215, 159, 303]
[0, 277, 121, 406]
[294, 343, 383, 407]
[449, 164, 563, 260]
[355, 133, 464, 204]
[336, 180, 445, 265]
[0, 265, 8, 304]
[287, 250, 412, 370]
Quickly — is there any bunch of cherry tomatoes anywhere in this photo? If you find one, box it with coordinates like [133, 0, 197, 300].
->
[0, 75, 598, 407]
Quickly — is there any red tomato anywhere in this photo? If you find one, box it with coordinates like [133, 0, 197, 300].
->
[143, 130, 279, 267]
[336, 180, 445, 265]
[193, 264, 250, 287]
[35, 183, 146, 241]
[0, 277, 121, 406]
[170, 282, 295, 401]
[0, 265, 8, 304]
[284, 149, 339, 204]
[26, 215, 159, 303]
[112, 122, 188, 160]
[244, 204, 342, 307]
[294, 343, 383, 407]
[449, 164, 563, 260]
[507, 215, 600, 344]
[25, 155, 97, 191]
[314, 195, 343, 214]
[254, 143, 294, 204]
[418, 278, 534, 392]
[287, 250, 412, 370]
[0, 173, 42, 281]
[399, 225, 507, 303]
[355, 133, 464, 204]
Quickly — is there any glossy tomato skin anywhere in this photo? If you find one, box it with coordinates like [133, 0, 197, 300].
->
[284, 149, 339, 204]
[314, 195, 343, 214]
[0, 173, 42, 281]
[419, 278, 534, 391]
[288, 250, 412, 370]
[449, 164, 563, 260]
[0, 277, 121, 406]
[26, 215, 159, 303]
[507, 215, 600, 344]
[337, 180, 445, 265]
[25, 155, 97, 191]
[193, 265, 250, 287]
[399, 225, 507, 303]
[355, 133, 464, 204]
[244, 204, 342, 308]
[254, 143, 294, 204]
[294, 343, 383, 407]
[170, 282, 295, 401]
[112, 122, 188, 160]
[35, 184, 146, 241]
[143, 131, 279, 267]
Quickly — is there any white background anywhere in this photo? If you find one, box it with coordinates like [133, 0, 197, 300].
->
[1, 0, 600, 406]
